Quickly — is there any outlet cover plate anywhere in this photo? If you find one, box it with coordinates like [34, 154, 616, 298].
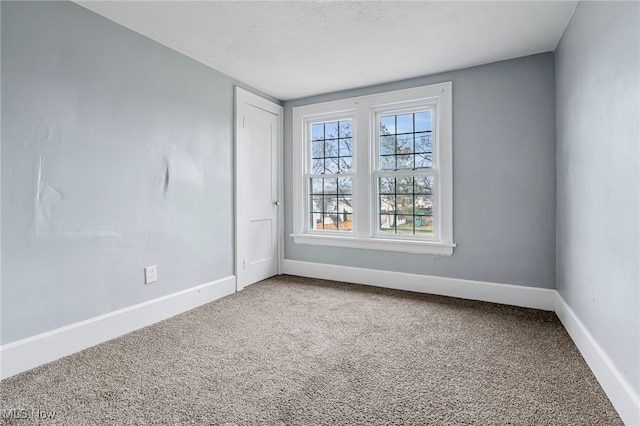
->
[145, 265, 157, 284]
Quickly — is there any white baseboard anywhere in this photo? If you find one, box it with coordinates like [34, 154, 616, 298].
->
[555, 293, 640, 426]
[282, 259, 556, 311]
[0, 276, 236, 381]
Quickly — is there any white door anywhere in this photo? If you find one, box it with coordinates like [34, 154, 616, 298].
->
[235, 88, 282, 290]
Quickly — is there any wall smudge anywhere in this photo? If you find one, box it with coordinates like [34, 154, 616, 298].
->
[163, 158, 170, 196]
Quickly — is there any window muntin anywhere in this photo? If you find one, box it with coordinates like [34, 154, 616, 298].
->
[306, 118, 354, 233]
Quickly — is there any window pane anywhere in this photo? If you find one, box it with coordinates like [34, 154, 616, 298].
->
[415, 195, 433, 215]
[312, 159, 324, 174]
[379, 214, 395, 232]
[379, 195, 395, 213]
[396, 195, 413, 214]
[310, 195, 323, 213]
[380, 115, 395, 135]
[396, 134, 413, 154]
[325, 121, 339, 139]
[415, 215, 434, 236]
[338, 197, 353, 231]
[338, 177, 352, 194]
[396, 114, 413, 134]
[379, 177, 395, 194]
[325, 139, 338, 157]
[415, 111, 432, 132]
[339, 138, 352, 157]
[415, 153, 432, 169]
[380, 135, 395, 155]
[325, 157, 339, 174]
[324, 195, 337, 211]
[396, 177, 413, 193]
[312, 123, 324, 141]
[397, 154, 414, 170]
[396, 219, 414, 235]
[323, 177, 337, 192]
[339, 121, 352, 138]
[339, 157, 352, 173]
[415, 133, 432, 153]
[380, 155, 396, 170]
[414, 176, 434, 194]
[312, 141, 324, 159]
[310, 178, 323, 194]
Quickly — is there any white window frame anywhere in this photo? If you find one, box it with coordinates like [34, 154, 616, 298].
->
[291, 82, 455, 256]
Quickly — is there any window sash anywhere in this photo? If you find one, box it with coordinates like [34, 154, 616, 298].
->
[372, 105, 438, 241]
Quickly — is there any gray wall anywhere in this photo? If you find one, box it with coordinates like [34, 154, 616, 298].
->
[284, 54, 557, 288]
[556, 2, 640, 395]
[0, 1, 263, 344]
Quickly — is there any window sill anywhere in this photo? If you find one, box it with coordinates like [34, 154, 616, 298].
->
[290, 233, 455, 256]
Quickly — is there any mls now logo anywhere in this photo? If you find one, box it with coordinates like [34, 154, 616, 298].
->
[1, 408, 57, 420]
[1, 408, 29, 419]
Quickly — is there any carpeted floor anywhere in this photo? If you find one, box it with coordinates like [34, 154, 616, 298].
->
[0, 275, 622, 425]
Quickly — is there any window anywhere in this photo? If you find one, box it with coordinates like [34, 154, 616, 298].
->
[292, 82, 455, 255]
[309, 119, 354, 232]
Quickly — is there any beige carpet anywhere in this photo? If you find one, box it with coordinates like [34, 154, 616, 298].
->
[0, 275, 621, 425]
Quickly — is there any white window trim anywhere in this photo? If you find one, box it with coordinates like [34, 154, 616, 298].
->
[292, 82, 455, 256]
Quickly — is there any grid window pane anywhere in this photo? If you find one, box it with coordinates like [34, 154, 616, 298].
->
[415, 133, 432, 152]
[325, 139, 338, 157]
[380, 116, 395, 135]
[377, 175, 435, 237]
[312, 123, 324, 141]
[415, 153, 432, 169]
[325, 158, 339, 174]
[415, 111, 432, 132]
[380, 135, 395, 155]
[379, 195, 395, 213]
[339, 138, 352, 156]
[339, 121, 352, 138]
[312, 141, 324, 159]
[396, 195, 413, 214]
[325, 122, 339, 139]
[397, 177, 413, 193]
[339, 157, 352, 173]
[310, 119, 353, 176]
[397, 154, 414, 170]
[308, 175, 352, 233]
[310, 178, 323, 194]
[396, 114, 414, 134]
[380, 155, 396, 170]
[378, 111, 432, 171]
[312, 159, 324, 174]
[338, 177, 352, 194]
[414, 176, 434, 194]
[397, 134, 413, 154]
[379, 177, 395, 194]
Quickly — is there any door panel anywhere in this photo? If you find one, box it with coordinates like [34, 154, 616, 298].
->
[236, 89, 281, 290]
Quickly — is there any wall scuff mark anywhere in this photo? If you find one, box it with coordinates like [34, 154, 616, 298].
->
[163, 158, 170, 196]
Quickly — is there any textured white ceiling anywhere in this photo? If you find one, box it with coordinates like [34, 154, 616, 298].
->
[75, 1, 577, 101]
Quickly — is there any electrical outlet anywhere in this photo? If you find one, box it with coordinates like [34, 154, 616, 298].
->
[145, 265, 157, 284]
